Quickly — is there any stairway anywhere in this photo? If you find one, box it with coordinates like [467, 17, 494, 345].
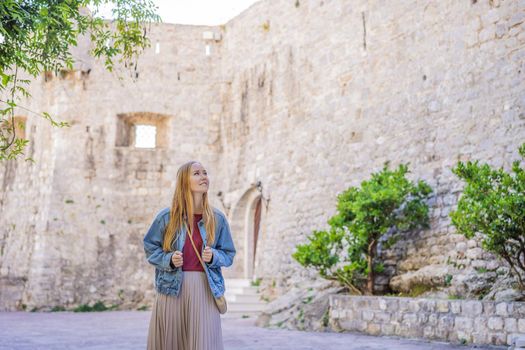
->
[221, 278, 267, 319]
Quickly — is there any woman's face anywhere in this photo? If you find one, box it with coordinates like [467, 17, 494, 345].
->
[189, 163, 209, 194]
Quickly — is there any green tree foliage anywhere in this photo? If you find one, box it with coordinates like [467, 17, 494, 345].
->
[293, 162, 432, 295]
[450, 143, 525, 289]
[0, 0, 161, 161]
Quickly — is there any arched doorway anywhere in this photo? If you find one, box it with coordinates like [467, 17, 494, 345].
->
[225, 186, 266, 280]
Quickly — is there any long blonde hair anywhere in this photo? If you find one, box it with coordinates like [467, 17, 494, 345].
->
[162, 161, 216, 252]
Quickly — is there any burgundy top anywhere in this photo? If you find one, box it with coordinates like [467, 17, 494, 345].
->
[182, 214, 205, 272]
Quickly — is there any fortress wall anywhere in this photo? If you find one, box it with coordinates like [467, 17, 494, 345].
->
[0, 24, 227, 310]
[1, 0, 524, 309]
[0, 80, 58, 310]
[217, 0, 525, 293]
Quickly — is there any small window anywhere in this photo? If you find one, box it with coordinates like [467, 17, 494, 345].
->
[115, 112, 168, 149]
[134, 124, 157, 148]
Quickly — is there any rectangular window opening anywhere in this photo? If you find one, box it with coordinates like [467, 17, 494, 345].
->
[134, 124, 157, 149]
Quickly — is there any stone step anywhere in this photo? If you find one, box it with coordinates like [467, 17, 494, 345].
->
[222, 278, 266, 318]
[224, 278, 252, 288]
[225, 293, 266, 303]
[226, 302, 266, 312]
[225, 287, 260, 296]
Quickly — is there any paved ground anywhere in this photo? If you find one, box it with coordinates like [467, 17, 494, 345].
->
[0, 311, 505, 350]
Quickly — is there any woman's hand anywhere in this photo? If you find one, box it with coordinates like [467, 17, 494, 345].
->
[202, 246, 213, 263]
[171, 251, 183, 267]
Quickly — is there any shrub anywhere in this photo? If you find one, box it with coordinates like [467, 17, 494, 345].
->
[293, 162, 432, 295]
[450, 143, 525, 289]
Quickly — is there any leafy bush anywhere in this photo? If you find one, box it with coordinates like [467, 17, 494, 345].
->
[450, 143, 525, 289]
[293, 162, 432, 294]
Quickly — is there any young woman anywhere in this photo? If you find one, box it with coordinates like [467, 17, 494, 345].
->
[143, 160, 236, 350]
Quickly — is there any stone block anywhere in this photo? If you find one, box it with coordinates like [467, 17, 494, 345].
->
[514, 304, 525, 318]
[408, 300, 420, 313]
[438, 315, 455, 332]
[381, 323, 395, 335]
[434, 322, 450, 339]
[488, 316, 504, 330]
[403, 313, 417, 325]
[484, 302, 496, 315]
[428, 313, 438, 326]
[420, 300, 436, 313]
[450, 301, 461, 314]
[472, 332, 487, 344]
[366, 322, 381, 335]
[397, 299, 410, 312]
[374, 311, 391, 323]
[436, 300, 450, 313]
[518, 319, 525, 333]
[463, 300, 483, 316]
[385, 299, 399, 311]
[455, 316, 473, 331]
[505, 318, 518, 333]
[488, 332, 507, 345]
[423, 325, 435, 338]
[362, 310, 374, 321]
[353, 298, 369, 310]
[418, 312, 430, 324]
[367, 298, 379, 309]
[496, 302, 509, 316]
[473, 316, 488, 332]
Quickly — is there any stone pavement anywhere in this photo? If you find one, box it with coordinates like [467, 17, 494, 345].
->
[0, 311, 506, 350]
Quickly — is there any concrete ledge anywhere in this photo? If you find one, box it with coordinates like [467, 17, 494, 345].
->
[329, 295, 525, 346]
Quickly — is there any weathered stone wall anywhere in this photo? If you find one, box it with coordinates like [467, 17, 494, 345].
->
[217, 0, 525, 297]
[330, 294, 525, 346]
[0, 81, 55, 311]
[1, 0, 524, 311]
[0, 24, 227, 310]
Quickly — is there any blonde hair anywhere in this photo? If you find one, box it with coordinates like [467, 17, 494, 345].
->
[162, 160, 216, 252]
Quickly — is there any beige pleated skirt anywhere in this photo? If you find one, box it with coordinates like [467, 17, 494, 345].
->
[147, 271, 224, 350]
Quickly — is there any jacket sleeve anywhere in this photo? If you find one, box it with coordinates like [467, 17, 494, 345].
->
[206, 214, 236, 268]
[143, 211, 177, 272]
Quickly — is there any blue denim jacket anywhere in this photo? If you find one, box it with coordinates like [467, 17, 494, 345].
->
[143, 207, 236, 298]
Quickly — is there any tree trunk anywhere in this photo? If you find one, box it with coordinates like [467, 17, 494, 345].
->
[367, 239, 378, 295]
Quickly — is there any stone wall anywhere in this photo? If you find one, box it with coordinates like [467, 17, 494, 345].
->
[1, 0, 524, 311]
[0, 24, 227, 310]
[330, 294, 525, 346]
[217, 0, 525, 298]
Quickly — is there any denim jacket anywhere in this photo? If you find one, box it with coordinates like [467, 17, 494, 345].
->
[143, 207, 236, 298]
